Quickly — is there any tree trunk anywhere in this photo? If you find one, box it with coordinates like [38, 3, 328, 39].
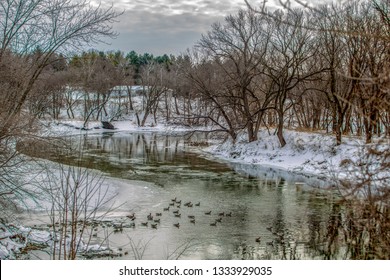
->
[174, 95, 180, 115]
[164, 91, 170, 122]
[247, 120, 257, 142]
[126, 86, 134, 111]
[277, 110, 286, 147]
[335, 122, 342, 146]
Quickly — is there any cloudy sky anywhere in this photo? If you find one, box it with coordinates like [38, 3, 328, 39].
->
[94, 0, 323, 56]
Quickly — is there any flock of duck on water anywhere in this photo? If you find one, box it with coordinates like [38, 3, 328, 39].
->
[122, 197, 269, 244]
[91, 195, 303, 250]
[125, 197, 233, 230]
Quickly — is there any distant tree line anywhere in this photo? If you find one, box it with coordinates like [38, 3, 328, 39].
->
[1, 0, 388, 148]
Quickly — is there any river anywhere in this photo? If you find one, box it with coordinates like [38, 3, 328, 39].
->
[19, 131, 344, 260]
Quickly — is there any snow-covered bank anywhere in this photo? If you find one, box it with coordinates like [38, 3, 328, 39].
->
[0, 224, 112, 260]
[202, 129, 389, 183]
[40, 119, 203, 138]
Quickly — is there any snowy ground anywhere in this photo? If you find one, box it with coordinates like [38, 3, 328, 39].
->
[203, 129, 365, 180]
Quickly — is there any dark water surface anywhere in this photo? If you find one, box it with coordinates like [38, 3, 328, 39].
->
[25, 131, 344, 259]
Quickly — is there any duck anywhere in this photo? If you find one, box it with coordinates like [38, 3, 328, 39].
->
[174, 213, 181, 218]
[226, 212, 232, 217]
[255, 237, 261, 243]
[171, 197, 177, 202]
[141, 222, 148, 227]
[174, 223, 180, 228]
[188, 215, 195, 219]
[184, 202, 191, 206]
[114, 227, 123, 233]
[155, 213, 162, 216]
[218, 212, 225, 216]
[126, 213, 136, 219]
[205, 211, 211, 215]
[173, 209, 179, 214]
[215, 217, 222, 223]
[176, 200, 181, 204]
[195, 202, 200, 206]
[210, 222, 217, 226]
[151, 223, 158, 229]
[147, 213, 153, 220]
[113, 223, 123, 230]
[153, 219, 160, 223]
[169, 202, 175, 206]
[163, 206, 170, 211]
[190, 219, 196, 224]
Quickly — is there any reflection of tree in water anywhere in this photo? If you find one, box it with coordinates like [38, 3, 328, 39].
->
[46, 133, 231, 179]
[269, 178, 289, 259]
[295, 197, 390, 260]
[323, 201, 390, 259]
[305, 192, 330, 258]
[65, 133, 185, 168]
[233, 177, 319, 260]
[236, 183, 350, 260]
[323, 203, 343, 259]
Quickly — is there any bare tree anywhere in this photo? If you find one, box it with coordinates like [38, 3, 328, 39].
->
[0, 0, 121, 239]
[195, 9, 274, 142]
[39, 159, 116, 260]
[0, 0, 121, 131]
[136, 62, 170, 127]
[245, 0, 389, 145]
[264, 9, 321, 146]
[185, 52, 240, 141]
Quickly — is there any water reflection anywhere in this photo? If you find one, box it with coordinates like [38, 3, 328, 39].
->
[26, 131, 344, 259]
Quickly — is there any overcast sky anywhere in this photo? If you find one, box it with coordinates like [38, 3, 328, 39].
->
[93, 0, 325, 56]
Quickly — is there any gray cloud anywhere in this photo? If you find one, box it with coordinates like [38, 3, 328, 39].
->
[95, 0, 328, 55]
[97, 9, 221, 55]
[120, 0, 246, 16]
[95, 0, 245, 55]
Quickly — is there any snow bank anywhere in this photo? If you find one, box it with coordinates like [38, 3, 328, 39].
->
[202, 129, 381, 182]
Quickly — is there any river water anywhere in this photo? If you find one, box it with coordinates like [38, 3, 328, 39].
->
[21, 131, 343, 260]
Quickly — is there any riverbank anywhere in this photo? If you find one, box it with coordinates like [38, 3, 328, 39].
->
[44, 119, 387, 183]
